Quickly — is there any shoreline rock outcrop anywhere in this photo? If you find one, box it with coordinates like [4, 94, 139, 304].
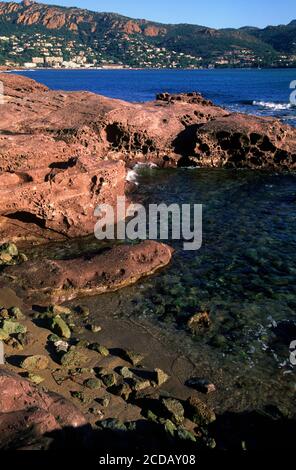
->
[1, 241, 173, 304]
[0, 72, 295, 240]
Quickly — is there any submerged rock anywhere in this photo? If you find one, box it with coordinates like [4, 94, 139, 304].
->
[187, 311, 211, 334]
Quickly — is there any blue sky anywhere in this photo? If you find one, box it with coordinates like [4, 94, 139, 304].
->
[10, 0, 296, 28]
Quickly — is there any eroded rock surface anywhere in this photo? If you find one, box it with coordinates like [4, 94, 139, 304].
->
[189, 114, 296, 170]
[0, 155, 125, 240]
[0, 73, 226, 169]
[0, 73, 294, 242]
[1, 73, 295, 175]
[1, 241, 173, 304]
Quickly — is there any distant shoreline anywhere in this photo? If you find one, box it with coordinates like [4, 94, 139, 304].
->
[3, 66, 296, 72]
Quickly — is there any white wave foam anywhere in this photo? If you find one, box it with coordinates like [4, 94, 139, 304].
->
[126, 169, 139, 185]
[252, 100, 293, 111]
[134, 162, 158, 170]
[126, 162, 158, 185]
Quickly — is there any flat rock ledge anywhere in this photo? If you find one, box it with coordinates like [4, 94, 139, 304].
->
[0, 367, 88, 450]
[1, 240, 173, 304]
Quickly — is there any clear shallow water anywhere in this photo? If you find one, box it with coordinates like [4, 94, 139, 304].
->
[97, 168, 296, 413]
[14, 68, 296, 126]
[26, 168, 296, 413]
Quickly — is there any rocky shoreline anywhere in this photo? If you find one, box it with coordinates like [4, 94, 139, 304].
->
[0, 73, 295, 452]
[0, 73, 295, 242]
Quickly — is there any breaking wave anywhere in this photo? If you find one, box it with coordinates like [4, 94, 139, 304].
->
[252, 100, 294, 111]
[126, 162, 158, 185]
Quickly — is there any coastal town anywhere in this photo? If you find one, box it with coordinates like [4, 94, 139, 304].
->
[1, 30, 295, 69]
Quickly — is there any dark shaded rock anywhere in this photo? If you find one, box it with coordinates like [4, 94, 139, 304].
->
[100, 418, 127, 431]
[186, 377, 216, 394]
[124, 350, 144, 366]
[186, 396, 216, 426]
[162, 398, 185, 425]
[112, 383, 132, 401]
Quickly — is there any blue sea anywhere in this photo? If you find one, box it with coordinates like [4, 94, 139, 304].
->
[14, 68, 296, 126]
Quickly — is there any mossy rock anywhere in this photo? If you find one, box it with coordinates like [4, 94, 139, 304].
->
[100, 418, 127, 432]
[102, 373, 117, 388]
[84, 378, 103, 390]
[1, 320, 27, 335]
[20, 355, 49, 371]
[50, 316, 71, 339]
[61, 348, 88, 368]
[162, 398, 185, 425]
[9, 307, 25, 320]
[89, 343, 109, 357]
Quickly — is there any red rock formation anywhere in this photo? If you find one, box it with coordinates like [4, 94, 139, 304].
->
[0, 73, 226, 169]
[144, 25, 167, 37]
[191, 114, 296, 170]
[0, 156, 126, 238]
[0, 368, 87, 449]
[0, 73, 295, 240]
[121, 20, 141, 34]
[0, 0, 158, 36]
[1, 241, 173, 304]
